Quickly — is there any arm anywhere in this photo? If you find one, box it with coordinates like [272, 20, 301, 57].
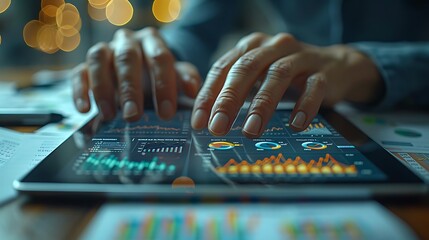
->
[351, 42, 429, 109]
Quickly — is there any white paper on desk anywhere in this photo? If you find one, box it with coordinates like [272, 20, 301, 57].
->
[0, 128, 64, 204]
[336, 104, 429, 182]
[81, 202, 416, 240]
[0, 75, 98, 139]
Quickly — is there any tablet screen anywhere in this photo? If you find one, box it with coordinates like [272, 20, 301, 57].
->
[52, 109, 390, 185]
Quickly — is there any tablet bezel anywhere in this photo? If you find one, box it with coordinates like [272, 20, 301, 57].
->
[14, 107, 427, 199]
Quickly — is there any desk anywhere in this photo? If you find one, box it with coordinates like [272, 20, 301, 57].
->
[1, 69, 429, 240]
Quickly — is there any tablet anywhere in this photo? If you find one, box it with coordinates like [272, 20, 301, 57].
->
[14, 108, 426, 199]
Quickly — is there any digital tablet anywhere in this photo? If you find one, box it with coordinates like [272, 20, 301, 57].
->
[14, 107, 426, 199]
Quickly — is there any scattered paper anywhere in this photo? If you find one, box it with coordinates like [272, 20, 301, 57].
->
[81, 202, 417, 240]
[337, 104, 429, 182]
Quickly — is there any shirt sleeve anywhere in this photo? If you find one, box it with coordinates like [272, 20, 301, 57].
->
[160, 0, 239, 76]
[350, 42, 429, 110]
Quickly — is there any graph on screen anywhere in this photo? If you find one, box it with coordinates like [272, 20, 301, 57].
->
[300, 122, 332, 135]
[215, 153, 357, 175]
[74, 154, 176, 174]
[101, 111, 190, 136]
[137, 141, 185, 154]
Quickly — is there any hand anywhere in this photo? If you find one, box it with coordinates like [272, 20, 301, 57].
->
[191, 33, 382, 138]
[72, 27, 201, 121]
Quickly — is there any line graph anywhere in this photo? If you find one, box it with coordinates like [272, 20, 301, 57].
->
[300, 122, 332, 135]
[75, 154, 176, 174]
[215, 153, 357, 175]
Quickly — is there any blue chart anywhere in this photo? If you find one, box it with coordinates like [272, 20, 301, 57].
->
[302, 141, 327, 150]
[255, 141, 281, 150]
[102, 111, 189, 136]
[74, 154, 176, 175]
[300, 122, 332, 135]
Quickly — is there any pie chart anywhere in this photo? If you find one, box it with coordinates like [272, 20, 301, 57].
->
[255, 141, 282, 150]
[209, 141, 236, 150]
[301, 141, 327, 150]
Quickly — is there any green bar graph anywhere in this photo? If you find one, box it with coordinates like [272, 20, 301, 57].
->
[81, 154, 176, 173]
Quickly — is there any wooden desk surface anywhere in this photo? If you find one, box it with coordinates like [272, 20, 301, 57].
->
[1, 69, 429, 240]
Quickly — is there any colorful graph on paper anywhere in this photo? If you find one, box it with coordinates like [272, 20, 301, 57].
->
[81, 203, 417, 240]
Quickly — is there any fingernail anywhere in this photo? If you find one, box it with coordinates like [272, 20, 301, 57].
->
[76, 98, 88, 111]
[209, 112, 229, 135]
[191, 109, 208, 130]
[291, 111, 306, 129]
[159, 100, 174, 119]
[123, 101, 138, 119]
[243, 114, 262, 136]
[98, 101, 114, 120]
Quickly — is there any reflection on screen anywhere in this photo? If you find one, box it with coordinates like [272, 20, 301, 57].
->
[67, 110, 386, 185]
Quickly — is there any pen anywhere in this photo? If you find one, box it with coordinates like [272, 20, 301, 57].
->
[0, 111, 65, 126]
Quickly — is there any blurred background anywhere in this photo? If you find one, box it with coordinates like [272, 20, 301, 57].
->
[0, 0, 185, 70]
[0, 0, 276, 73]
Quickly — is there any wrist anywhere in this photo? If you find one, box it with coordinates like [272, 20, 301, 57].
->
[341, 45, 384, 105]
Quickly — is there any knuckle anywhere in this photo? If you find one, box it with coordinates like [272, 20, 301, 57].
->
[113, 28, 132, 39]
[207, 60, 229, 79]
[195, 89, 217, 107]
[237, 32, 265, 49]
[216, 87, 241, 106]
[151, 50, 174, 64]
[252, 90, 276, 109]
[119, 81, 137, 100]
[268, 61, 294, 80]
[231, 54, 260, 74]
[114, 48, 139, 66]
[141, 26, 158, 36]
[307, 75, 327, 90]
[86, 43, 109, 65]
[272, 33, 297, 47]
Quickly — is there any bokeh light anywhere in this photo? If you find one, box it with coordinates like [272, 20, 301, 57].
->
[23, 1, 81, 54]
[88, 0, 111, 9]
[88, 2, 108, 21]
[152, 0, 181, 23]
[23, 20, 44, 48]
[106, 0, 134, 26]
[37, 24, 60, 54]
[0, 0, 11, 14]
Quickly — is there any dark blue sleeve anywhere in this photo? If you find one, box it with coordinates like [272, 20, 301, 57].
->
[350, 42, 429, 110]
[160, 0, 239, 76]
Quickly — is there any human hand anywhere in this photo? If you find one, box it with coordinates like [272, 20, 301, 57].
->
[191, 33, 382, 138]
[72, 28, 201, 121]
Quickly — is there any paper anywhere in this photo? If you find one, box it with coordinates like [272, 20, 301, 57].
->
[81, 202, 416, 240]
[0, 128, 64, 204]
[337, 104, 429, 182]
[0, 76, 98, 138]
[0, 72, 97, 204]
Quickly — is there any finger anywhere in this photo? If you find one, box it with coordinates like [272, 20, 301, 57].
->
[72, 63, 91, 113]
[243, 51, 320, 138]
[112, 29, 143, 121]
[139, 27, 177, 120]
[289, 73, 327, 132]
[174, 62, 201, 99]
[86, 42, 116, 120]
[191, 32, 269, 130]
[209, 33, 300, 136]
